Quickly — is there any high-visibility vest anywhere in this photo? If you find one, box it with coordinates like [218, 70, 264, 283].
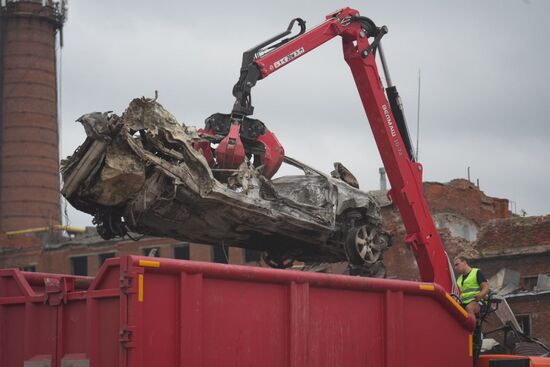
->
[458, 268, 482, 304]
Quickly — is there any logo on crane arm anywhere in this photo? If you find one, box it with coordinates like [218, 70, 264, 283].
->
[382, 104, 403, 156]
[273, 47, 305, 69]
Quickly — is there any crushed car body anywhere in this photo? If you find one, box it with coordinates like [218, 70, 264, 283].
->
[61, 96, 390, 275]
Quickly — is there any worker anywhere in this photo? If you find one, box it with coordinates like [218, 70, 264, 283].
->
[453, 256, 490, 323]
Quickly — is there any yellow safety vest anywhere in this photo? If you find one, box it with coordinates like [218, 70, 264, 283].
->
[458, 268, 481, 305]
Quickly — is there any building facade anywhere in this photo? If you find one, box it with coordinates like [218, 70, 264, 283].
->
[472, 216, 550, 345]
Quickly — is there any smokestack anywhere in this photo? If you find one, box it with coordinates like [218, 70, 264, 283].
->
[379, 167, 387, 191]
[0, 0, 67, 232]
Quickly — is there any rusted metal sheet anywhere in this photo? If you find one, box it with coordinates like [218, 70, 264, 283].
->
[62, 97, 390, 274]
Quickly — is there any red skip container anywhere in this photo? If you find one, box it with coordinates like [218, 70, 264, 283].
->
[0, 256, 474, 367]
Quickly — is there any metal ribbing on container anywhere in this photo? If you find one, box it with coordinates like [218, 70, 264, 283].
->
[0, 1, 62, 232]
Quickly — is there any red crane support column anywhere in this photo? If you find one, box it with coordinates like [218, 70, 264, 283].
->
[0, 0, 66, 232]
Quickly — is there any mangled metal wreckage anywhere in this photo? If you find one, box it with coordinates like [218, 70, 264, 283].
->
[61, 97, 390, 275]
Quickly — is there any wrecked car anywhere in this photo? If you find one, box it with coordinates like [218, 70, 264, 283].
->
[61, 96, 390, 275]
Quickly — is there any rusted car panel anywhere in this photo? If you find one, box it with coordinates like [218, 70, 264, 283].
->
[62, 97, 389, 273]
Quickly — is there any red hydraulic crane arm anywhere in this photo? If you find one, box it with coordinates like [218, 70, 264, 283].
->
[253, 15, 346, 78]
[231, 7, 455, 294]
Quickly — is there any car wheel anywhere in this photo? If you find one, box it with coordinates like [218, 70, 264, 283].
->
[345, 224, 383, 265]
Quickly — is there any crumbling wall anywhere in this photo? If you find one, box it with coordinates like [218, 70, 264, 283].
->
[476, 215, 550, 256]
[382, 179, 506, 280]
[473, 216, 550, 281]
[472, 254, 550, 283]
[425, 179, 509, 225]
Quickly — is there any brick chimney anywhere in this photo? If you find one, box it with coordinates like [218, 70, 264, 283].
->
[0, 0, 67, 232]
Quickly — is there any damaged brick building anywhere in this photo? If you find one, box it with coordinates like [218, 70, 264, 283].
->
[379, 178, 550, 345]
[473, 216, 550, 346]
[381, 178, 510, 280]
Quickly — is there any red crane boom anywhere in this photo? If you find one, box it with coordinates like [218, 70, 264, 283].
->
[229, 7, 455, 293]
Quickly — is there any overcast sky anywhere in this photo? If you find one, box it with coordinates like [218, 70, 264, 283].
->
[58, 0, 550, 227]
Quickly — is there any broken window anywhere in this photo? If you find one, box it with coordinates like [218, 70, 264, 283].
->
[521, 276, 538, 291]
[174, 245, 190, 260]
[142, 247, 160, 257]
[71, 256, 88, 276]
[245, 249, 261, 263]
[98, 252, 116, 266]
[515, 314, 531, 336]
[213, 245, 229, 264]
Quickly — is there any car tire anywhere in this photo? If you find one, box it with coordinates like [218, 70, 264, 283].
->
[345, 224, 384, 265]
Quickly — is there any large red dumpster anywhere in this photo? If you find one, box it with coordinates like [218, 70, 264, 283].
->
[0, 256, 474, 367]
